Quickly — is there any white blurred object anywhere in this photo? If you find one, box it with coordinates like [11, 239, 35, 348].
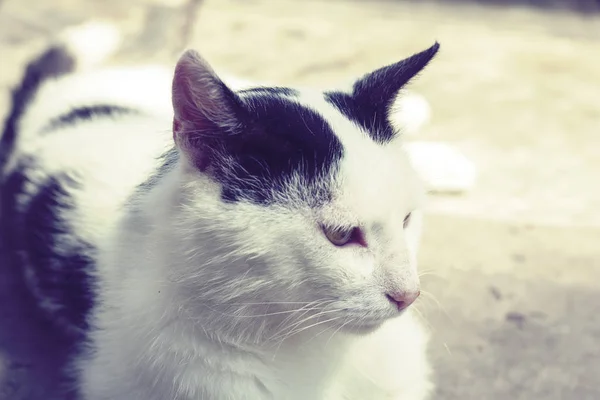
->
[393, 92, 477, 194]
[405, 141, 477, 194]
[60, 21, 122, 69]
[391, 92, 432, 137]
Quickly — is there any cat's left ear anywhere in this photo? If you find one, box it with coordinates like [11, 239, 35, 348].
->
[353, 43, 439, 113]
[337, 43, 439, 142]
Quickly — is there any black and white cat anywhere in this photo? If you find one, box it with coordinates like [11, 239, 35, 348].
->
[1, 23, 440, 400]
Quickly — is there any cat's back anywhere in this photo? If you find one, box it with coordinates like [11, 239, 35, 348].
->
[0, 24, 173, 335]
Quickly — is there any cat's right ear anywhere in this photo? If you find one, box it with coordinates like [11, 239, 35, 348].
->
[171, 50, 242, 168]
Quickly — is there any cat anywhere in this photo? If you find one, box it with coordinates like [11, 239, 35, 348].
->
[0, 23, 439, 400]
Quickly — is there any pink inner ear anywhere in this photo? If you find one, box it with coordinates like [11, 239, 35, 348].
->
[172, 49, 235, 128]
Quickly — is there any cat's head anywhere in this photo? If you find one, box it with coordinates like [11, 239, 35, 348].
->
[167, 44, 439, 341]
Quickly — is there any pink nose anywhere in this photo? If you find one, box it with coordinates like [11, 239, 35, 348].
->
[385, 290, 420, 311]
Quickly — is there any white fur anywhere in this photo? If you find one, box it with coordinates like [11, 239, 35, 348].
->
[10, 24, 439, 400]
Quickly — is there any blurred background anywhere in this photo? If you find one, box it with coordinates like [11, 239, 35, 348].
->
[0, 0, 599, 399]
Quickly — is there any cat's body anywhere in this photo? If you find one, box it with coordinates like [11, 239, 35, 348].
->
[1, 24, 438, 400]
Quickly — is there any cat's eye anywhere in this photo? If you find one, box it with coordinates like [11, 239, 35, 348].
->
[322, 226, 363, 247]
[403, 213, 412, 229]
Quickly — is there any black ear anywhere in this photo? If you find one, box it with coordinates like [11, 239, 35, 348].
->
[172, 50, 243, 168]
[353, 42, 439, 113]
[327, 43, 439, 143]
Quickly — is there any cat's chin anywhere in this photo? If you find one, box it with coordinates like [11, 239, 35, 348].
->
[338, 310, 410, 336]
[339, 319, 388, 336]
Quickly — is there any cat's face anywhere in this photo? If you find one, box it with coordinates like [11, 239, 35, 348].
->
[232, 124, 425, 335]
[170, 44, 438, 339]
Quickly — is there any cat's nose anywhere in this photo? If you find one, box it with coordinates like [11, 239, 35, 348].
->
[385, 290, 420, 311]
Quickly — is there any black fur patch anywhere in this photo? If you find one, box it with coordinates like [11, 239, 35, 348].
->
[0, 162, 30, 233]
[23, 174, 96, 332]
[326, 43, 440, 144]
[42, 105, 139, 133]
[210, 92, 344, 205]
[325, 90, 397, 144]
[0, 46, 75, 170]
[1, 163, 96, 335]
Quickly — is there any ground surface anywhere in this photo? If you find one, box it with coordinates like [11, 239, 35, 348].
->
[0, 0, 599, 399]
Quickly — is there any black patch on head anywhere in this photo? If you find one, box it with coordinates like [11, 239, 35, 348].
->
[1, 45, 75, 169]
[205, 92, 343, 205]
[41, 104, 139, 133]
[325, 90, 397, 144]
